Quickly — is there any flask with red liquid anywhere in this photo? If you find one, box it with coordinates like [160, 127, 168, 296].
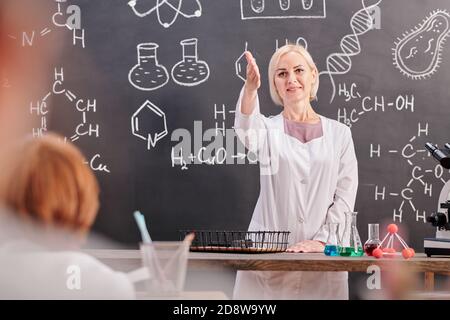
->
[364, 223, 382, 256]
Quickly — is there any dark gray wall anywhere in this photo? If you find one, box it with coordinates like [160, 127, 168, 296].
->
[27, 0, 450, 250]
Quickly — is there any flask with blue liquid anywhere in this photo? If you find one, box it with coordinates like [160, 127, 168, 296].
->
[324, 222, 340, 256]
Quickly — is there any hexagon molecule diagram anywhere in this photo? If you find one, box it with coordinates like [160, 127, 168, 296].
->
[131, 100, 168, 150]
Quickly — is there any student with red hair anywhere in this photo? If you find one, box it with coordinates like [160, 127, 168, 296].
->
[0, 134, 135, 299]
[2, 133, 100, 235]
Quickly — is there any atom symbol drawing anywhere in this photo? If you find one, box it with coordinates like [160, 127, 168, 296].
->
[128, 0, 202, 28]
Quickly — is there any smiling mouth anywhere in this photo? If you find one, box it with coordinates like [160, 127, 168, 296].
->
[287, 87, 302, 92]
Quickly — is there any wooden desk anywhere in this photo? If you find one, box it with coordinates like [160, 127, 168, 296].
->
[189, 252, 450, 291]
[86, 250, 450, 291]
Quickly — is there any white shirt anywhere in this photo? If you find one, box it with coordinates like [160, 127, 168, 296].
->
[233, 88, 358, 299]
[0, 241, 135, 300]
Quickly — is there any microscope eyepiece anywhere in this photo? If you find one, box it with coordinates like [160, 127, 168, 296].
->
[427, 212, 448, 228]
[426, 142, 450, 169]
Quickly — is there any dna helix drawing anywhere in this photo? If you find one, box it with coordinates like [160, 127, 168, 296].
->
[319, 0, 382, 103]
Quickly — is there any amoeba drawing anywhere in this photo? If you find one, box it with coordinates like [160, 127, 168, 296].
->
[393, 9, 450, 80]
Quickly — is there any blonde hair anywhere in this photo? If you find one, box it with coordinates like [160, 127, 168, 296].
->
[268, 44, 319, 106]
[0, 133, 100, 234]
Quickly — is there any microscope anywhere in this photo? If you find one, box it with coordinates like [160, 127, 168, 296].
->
[424, 143, 450, 257]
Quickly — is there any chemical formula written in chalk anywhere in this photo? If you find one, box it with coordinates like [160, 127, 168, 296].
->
[7, 0, 86, 48]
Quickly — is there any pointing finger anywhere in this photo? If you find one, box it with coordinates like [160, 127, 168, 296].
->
[244, 51, 254, 64]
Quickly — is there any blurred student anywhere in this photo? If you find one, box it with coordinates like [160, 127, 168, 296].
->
[0, 0, 61, 146]
[0, 133, 135, 299]
[0, 1, 134, 299]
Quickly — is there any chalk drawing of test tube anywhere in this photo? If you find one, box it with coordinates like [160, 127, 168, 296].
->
[279, 0, 290, 11]
[251, 0, 264, 13]
[251, 0, 312, 13]
[302, 0, 314, 10]
[242, 0, 326, 19]
[393, 9, 450, 80]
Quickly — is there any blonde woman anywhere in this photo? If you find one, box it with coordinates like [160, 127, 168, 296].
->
[233, 44, 358, 299]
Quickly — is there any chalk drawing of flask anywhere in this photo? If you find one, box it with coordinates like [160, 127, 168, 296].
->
[129, 43, 169, 91]
[171, 38, 210, 87]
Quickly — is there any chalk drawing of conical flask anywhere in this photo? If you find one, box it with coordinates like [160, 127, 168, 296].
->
[129, 43, 169, 91]
[171, 38, 210, 87]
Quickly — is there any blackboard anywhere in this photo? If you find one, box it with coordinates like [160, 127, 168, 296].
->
[10, 0, 450, 250]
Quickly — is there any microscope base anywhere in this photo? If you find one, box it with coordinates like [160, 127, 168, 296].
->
[424, 238, 450, 257]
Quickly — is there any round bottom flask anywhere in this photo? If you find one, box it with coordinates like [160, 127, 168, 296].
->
[129, 43, 169, 91]
[171, 38, 209, 86]
[364, 224, 382, 256]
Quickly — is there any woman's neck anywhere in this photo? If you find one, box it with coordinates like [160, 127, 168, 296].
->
[282, 100, 319, 123]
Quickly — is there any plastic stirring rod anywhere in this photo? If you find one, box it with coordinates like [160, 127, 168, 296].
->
[134, 210, 152, 243]
[133, 210, 169, 288]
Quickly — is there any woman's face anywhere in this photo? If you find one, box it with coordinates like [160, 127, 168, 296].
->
[274, 51, 316, 105]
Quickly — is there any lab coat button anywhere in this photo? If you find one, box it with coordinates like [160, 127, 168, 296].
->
[300, 179, 307, 184]
[298, 217, 304, 223]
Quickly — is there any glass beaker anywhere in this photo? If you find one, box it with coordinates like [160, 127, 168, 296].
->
[171, 38, 210, 86]
[140, 241, 190, 297]
[324, 222, 340, 256]
[364, 223, 382, 256]
[129, 43, 169, 91]
[339, 211, 364, 257]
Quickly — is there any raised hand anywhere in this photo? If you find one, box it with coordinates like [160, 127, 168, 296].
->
[244, 51, 261, 93]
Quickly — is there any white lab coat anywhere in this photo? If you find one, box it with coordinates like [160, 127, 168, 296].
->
[0, 241, 135, 299]
[233, 88, 358, 300]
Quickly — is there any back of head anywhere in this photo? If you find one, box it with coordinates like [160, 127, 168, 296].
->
[0, 133, 100, 234]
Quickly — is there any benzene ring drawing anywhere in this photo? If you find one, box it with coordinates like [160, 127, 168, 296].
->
[131, 100, 168, 150]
